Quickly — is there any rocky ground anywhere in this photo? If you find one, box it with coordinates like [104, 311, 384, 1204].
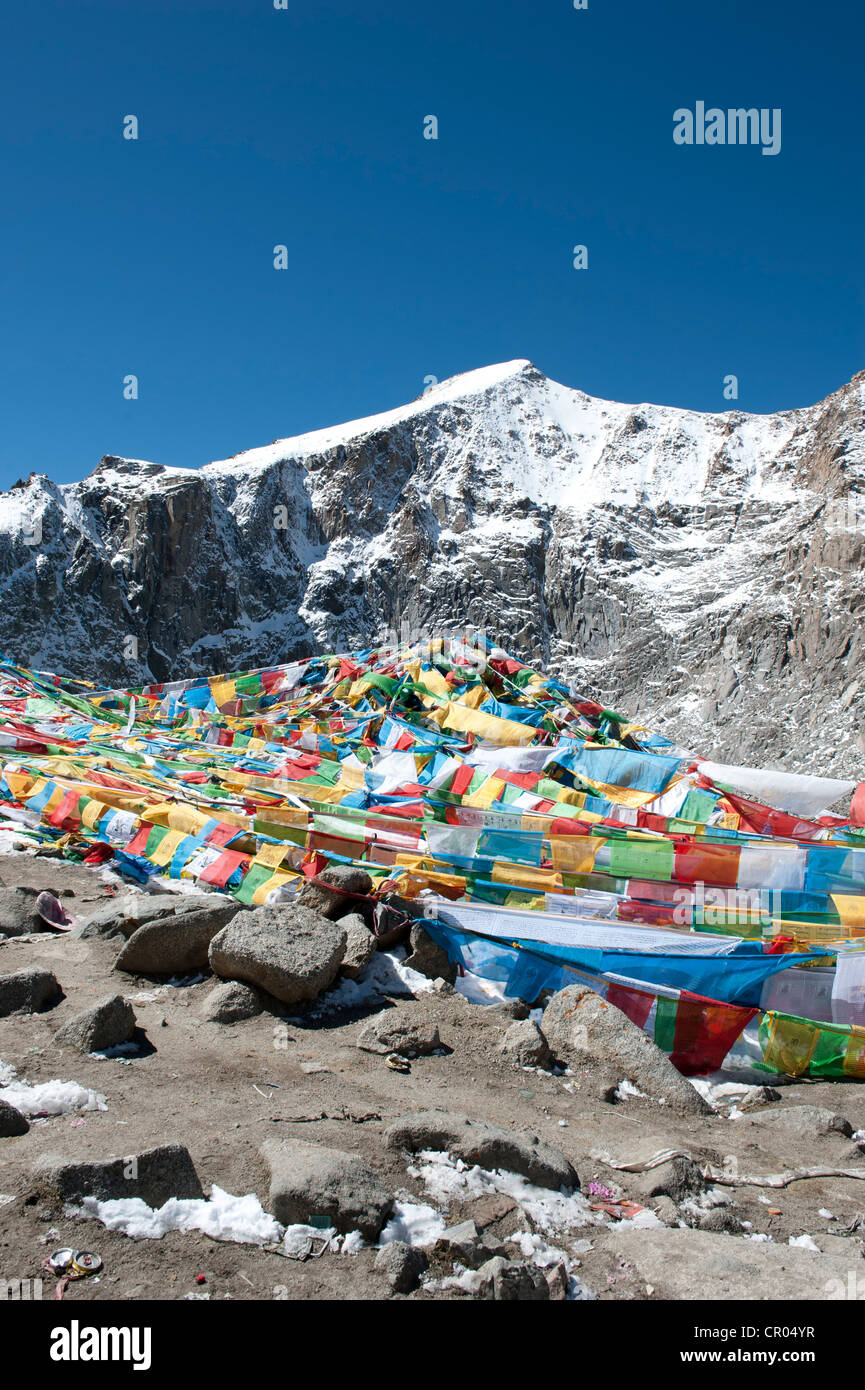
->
[3, 853, 865, 1303]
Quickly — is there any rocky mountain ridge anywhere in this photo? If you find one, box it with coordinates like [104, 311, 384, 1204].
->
[1, 359, 863, 776]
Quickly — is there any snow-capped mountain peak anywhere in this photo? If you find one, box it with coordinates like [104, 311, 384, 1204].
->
[1, 360, 863, 775]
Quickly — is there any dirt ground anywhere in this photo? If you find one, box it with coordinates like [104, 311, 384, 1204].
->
[3, 857, 865, 1303]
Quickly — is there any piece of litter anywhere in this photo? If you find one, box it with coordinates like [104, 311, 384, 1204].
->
[789, 1234, 820, 1252]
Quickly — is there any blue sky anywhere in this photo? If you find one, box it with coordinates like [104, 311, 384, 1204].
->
[0, 0, 862, 487]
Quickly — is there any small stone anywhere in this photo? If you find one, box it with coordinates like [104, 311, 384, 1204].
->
[198, 980, 264, 1024]
[752, 1105, 854, 1139]
[339, 913, 377, 980]
[402, 923, 457, 984]
[0, 887, 38, 938]
[698, 1207, 742, 1235]
[625, 1156, 707, 1205]
[486, 1000, 530, 1021]
[736, 1086, 782, 1110]
[54, 994, 136, 1054]
[374, 1241, 427, 1293]
[651, 1195, 679, 1225]
[295, 866, 373, 921]
[462, 1193, 518, 1229]
[0, 1098, 29, 1137]
[357, 1017, 441, 1057]
[429, 1219, 505, 1271]
[545, 1261, 570, 1300]
[474, 1256, 549, 1301]
[498, 1019, 552, 1068]
[0, 967, 60, 1018]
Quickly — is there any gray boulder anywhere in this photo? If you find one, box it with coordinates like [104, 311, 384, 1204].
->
[0, 966, 60, 1017]
[403, 923, 457, 984]
[54, 994, 136, 1054]
[339, 912, 377, 980]
[541, 984, 712, 1116]
[375, 1241, 427, 1293]
[115, 901, 241, 975]
[209, 904, 346, 1005]
[34, 1143, 203, 1207]
[198, 980, 264, 1024]
[498, 1019, 552, 1068]
[296, 865, 373, 921]
[356, 1016, 441, 1057]
[259, 1137, 392, 1240]
[0, 1098, 29, 1137]
[385, 1111, 577, 1191]
[474, 1255, 550, 1301]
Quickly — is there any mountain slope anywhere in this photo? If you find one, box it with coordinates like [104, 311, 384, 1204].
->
[1, 359, 864, 775]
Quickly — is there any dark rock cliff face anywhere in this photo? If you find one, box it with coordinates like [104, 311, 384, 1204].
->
[1, 359, 863, 776]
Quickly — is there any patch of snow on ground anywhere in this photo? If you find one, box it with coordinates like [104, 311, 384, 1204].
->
[73, 1185, 282, 1244]
[380, 1200, 447, 1247]
[317, 948, 435, 1012]
[454, 971, 510, 1006]
[680, 1187, 734, 1221]
[614, 1079, 647, 1101]
[0, 1061, 107, 1117]
[408, 1150, 603, 1237]
[690, 1077, 778, 1114]
[613, 1208, 666, 1230]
